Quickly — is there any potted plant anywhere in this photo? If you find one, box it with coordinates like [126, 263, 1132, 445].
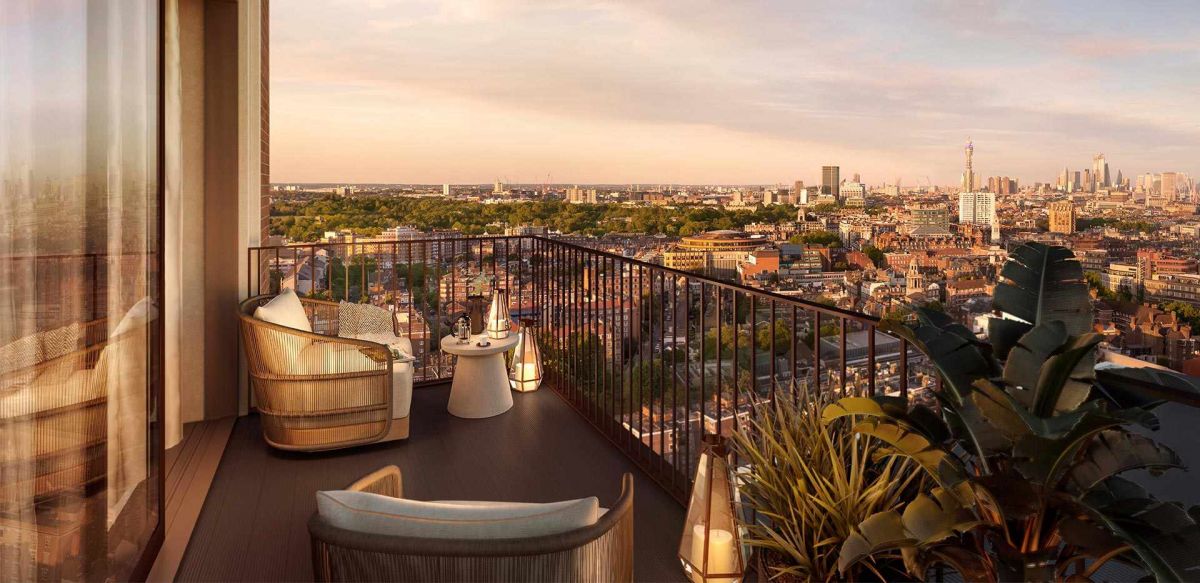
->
[825, 242, 1200, 581]
[729, 389, 925, 582]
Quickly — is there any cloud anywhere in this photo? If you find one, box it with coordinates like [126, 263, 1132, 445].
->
[270, 0, 1200, 183]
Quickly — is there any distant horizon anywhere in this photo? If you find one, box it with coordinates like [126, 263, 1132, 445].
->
[273, 1, 1199, 185]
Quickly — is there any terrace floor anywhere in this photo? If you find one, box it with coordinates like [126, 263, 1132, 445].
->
[175, 382, 687, 582]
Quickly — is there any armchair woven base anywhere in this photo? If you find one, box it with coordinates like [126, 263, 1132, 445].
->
[309, 468, 634, 582]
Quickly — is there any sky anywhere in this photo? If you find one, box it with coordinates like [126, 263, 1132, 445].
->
[271, 0, 1200, 186]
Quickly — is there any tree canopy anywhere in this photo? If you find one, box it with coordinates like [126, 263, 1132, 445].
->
[270, 195, 802, 241]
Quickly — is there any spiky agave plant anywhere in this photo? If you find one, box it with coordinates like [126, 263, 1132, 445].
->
[825, 242, 1200, 582]
[729, 389, 924, 582]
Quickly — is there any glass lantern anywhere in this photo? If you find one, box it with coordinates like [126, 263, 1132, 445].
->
[486, 288, 511, 339]
[679, 434, 745, 583]
[509, 319, 543, 392]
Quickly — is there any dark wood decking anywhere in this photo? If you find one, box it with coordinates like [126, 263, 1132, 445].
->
[176, 383, 687, 582]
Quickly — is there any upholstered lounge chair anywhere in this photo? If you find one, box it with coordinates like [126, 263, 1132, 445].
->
[237, 292, 414, 451]
[308, 465, 635, 582]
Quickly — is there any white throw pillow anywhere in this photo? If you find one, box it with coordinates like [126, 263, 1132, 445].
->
[113, 297, 157, 338]
[253, 289, 313, 333]
[316, 490, 600, 540]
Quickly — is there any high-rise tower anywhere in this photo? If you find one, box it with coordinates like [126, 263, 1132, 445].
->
[821, 166, 840, 199]
[1093, 154, 1110, 189]
[961, 139, 976, 192]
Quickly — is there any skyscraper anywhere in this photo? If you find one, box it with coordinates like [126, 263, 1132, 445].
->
[1162, 172, 1180, 201]
[1093, 153, 1110, 189]
[961, 139, 977, 192]
[821, 166, 840, 199]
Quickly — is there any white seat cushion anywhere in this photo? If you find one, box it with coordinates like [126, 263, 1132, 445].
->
[316, 490, 600, 540]
[392, 360, 412, 419]
[294, 342, 380, 376]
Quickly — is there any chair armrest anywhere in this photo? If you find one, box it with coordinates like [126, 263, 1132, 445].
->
[346, 465, 403, 498]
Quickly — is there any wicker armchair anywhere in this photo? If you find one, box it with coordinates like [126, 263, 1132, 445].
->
[309, 466, 635, 582]
[0, 319, 109, 506]
[237, 295, 412, 452]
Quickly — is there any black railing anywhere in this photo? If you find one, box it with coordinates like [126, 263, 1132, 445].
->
[247, 235, 934, 501]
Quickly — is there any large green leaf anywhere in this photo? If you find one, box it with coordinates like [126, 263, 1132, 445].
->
[850, 418, 973, 502]
[992, 242, 1092, 336]
[1001, 322, 1100, 416]
[838, 488, 983, 575]
[968, 379, 1031, 447]
[1083, 477, 1200, 582]
[1011, 402, 1149, 486]
[821, 396, 950, 444]
[1031, 332, 1101, 417]
[1094, 364, 1200, 410]
[987, 316, 1032, 362]
[1065, 429, 1183, 493]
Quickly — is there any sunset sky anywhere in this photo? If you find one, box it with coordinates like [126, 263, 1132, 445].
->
[271, 0, 1199, 186]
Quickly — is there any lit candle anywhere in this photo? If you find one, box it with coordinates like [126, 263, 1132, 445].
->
[689, 524, 736, 582]
[511, 362, 540, 391]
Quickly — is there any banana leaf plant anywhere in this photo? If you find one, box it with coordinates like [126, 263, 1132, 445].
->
[824, 242, 1200, 582]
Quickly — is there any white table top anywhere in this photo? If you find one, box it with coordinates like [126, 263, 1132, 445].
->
[440, 333, 518, 356]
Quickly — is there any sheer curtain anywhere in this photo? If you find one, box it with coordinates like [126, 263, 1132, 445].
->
[0, 0, 163, 580]
[164, 0, 183, 450]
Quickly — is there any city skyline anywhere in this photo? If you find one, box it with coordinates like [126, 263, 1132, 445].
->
[273, 1, 1199, 185]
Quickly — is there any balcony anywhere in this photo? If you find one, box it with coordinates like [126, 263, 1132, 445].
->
[156, 235, 940, 580]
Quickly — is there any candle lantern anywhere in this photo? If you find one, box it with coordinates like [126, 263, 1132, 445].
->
[679, 434, 745, 583]
[509, 319, 543, 392]
[486, 288, 511, 339]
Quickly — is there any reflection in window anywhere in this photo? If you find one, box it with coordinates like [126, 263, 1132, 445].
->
[0, 1, 162, 580]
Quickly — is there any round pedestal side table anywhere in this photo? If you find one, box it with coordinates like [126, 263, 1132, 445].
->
[440, 333, 519, 419]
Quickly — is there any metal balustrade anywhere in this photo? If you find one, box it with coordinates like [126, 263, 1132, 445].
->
[247, 235, 934, 502]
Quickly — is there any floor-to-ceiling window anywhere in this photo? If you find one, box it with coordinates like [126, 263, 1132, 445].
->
[0, 1, 164, 580]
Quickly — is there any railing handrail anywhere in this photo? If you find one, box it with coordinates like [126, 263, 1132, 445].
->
[248, 234, 883, 326]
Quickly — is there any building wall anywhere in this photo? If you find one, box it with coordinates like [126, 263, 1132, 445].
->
[203, 0, 241, 418]
[1048, 201, 1076, 234]
[178, 0, 207, 424]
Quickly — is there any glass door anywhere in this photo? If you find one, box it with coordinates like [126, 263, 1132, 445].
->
[0, 0, 164, 580]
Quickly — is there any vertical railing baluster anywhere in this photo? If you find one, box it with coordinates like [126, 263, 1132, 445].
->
[670, 273, 680, 489]
[769, 299, 776, 402]
[658, 270, 666, 476]
[699, 281, 706, 445]
[732, 291, 740, 432]
[684, 277, 693, 488]
[867, 323, 877, 397]
[636, 264, 644, 458]
[839, 316, 848, 394]
[715, 287, 722, 437]
[791, 305, 798, 403]
[814, 311, 822, 395]
[750, 295, 757, 407]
